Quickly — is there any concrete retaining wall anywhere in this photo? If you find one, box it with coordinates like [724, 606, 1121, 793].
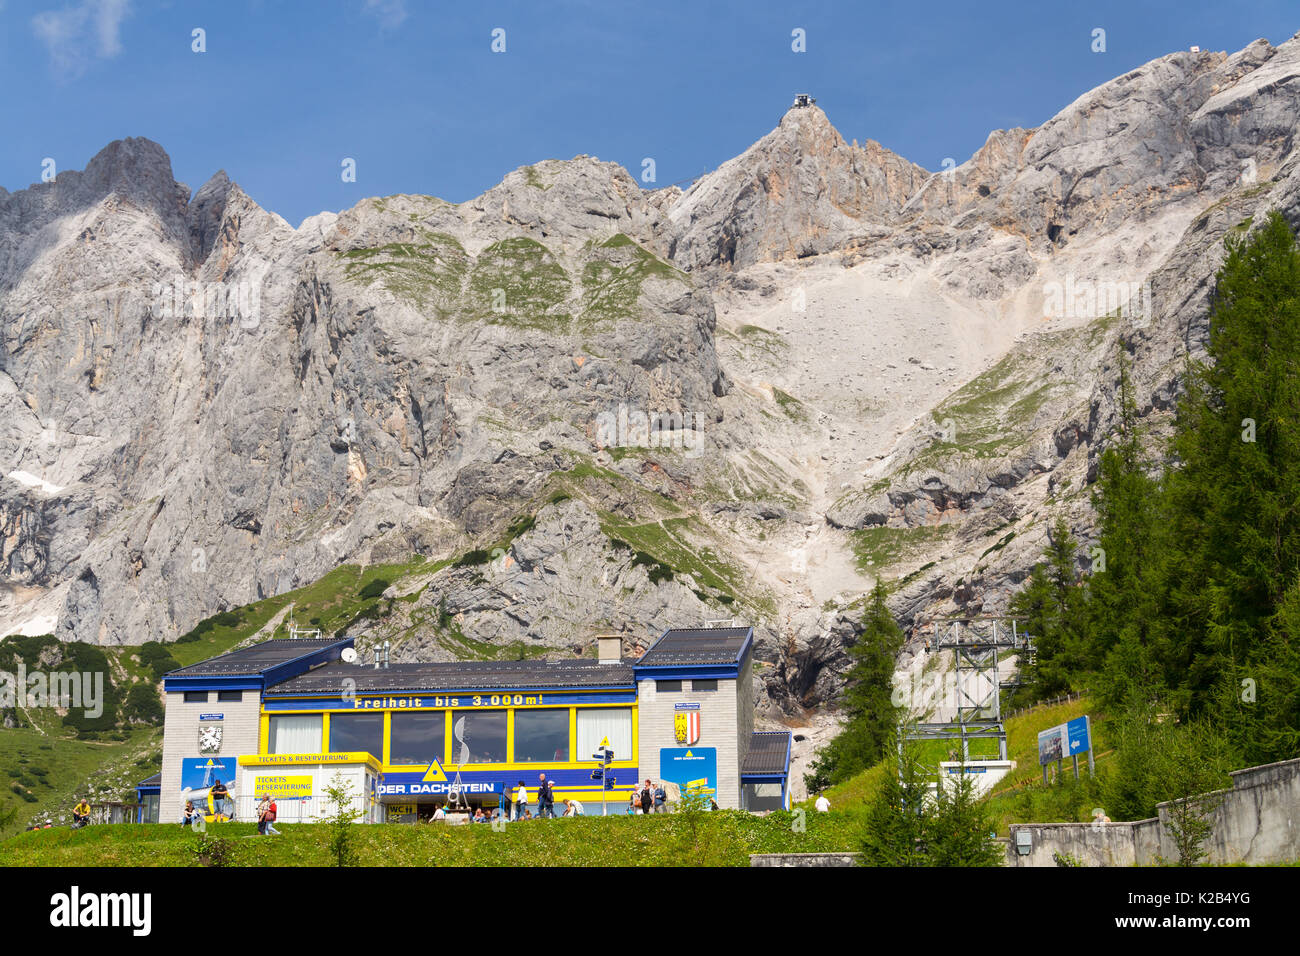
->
[1008, 756, 1300, 866]
[750, 852, 862, 867]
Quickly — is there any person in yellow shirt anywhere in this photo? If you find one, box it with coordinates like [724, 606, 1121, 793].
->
[72, 798, 92, 829]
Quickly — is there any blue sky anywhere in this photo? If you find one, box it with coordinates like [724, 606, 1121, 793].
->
[1, 0, 1296, 227]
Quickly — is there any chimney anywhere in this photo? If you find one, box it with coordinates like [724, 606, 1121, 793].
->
[597, 635, 621, 663]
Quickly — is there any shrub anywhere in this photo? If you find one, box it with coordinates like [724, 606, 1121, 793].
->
[358, 579, 389, 600]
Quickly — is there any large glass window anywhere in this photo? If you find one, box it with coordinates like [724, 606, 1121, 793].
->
[576, 708, 633, 762]
[329, 713, 384, 758]
[389, 712, 446, 765]
[450, 710, 507, 764]
[514, 709, 569, 762]
[269, 714, 322, 754]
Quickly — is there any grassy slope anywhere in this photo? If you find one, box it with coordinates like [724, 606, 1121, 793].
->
[802, 697, 1099, 832]
[0, 810, 855, 867]
[1, 727, 161, 831]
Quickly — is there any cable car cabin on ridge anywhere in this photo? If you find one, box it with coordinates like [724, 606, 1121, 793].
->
[156, 626, 792, 823]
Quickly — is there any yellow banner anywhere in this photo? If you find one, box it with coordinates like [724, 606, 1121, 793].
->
[239, 752, 380, 771]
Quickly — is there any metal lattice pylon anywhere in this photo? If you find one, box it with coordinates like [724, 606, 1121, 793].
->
[903, 617, 1033, 762]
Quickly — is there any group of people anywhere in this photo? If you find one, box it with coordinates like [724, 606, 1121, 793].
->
[255, 794, 280, 835]
[628, 779, 668, 814]
[177, 778, 281, 834]
[506, 773, 559, 819]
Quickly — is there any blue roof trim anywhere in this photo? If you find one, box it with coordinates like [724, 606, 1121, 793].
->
[163, 677, 263, 692]
[632, 665, 739, 681]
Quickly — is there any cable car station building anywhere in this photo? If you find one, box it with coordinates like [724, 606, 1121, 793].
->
[159, 626, 792, 822]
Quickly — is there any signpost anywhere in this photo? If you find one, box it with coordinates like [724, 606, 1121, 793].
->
[1037, 715, 1093, 782]
[589, 737, 615, 816]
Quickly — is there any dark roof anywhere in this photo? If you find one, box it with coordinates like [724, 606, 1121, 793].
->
[742, 731, 792, 775]
[166, 639, 344, 678]
[135, 773, 161, 789]
[268, 658, 635, 695]
[637, 627, 752, 667]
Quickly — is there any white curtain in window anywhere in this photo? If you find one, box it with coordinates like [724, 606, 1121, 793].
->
[269, 714, 322, 754]
[576, 708, 632, 761]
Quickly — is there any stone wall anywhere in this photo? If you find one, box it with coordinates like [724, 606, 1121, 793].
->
[750, 852, 862, 867]
[1008, 757, 1300, 866]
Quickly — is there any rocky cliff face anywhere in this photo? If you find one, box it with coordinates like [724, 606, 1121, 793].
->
[3, 34, 1300, 738]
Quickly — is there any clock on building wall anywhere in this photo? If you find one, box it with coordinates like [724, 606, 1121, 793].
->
[198, 724, 224, 754]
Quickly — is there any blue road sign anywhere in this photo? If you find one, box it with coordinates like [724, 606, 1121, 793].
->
[1066, 716, 1092, 756]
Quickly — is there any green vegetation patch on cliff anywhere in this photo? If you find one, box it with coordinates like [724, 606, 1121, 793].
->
[469, 237, 572, 331]
[338, 230, 469, 317]
[578, 234, 685, 329]
[849, 524, 953, 572]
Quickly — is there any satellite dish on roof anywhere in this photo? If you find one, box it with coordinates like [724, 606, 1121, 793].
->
[341, 648, 358, 663]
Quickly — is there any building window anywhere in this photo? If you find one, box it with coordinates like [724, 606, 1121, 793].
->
[216, 690, 242, 702]
[389, 712, 446, 765]
[576, 708, 633, 762]
[451, 710, 507, 763]
[656, 680, 682, 693]
[692, 679, 718, 692]
[183, 691, 209, 703]
[140, 793, 160, 824]
[328, 713, 384, 758]
[514, 709, 570, 762]
[269, 714, 321, 754]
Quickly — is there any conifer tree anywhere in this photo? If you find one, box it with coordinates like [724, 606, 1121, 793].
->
[806, 580, 906, 789]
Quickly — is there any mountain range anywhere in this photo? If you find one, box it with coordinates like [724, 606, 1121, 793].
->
[3, 33, 1300, 774]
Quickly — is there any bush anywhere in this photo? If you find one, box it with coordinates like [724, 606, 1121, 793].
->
[358, 579, 390, 600]
[59, 643, 121, 734]
[136, 642, 180, 678]
[124, 683, 164, 725]
[188, 832, 238, 867]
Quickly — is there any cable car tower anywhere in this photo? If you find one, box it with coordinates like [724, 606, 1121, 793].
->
[902, 616, 1033, 761]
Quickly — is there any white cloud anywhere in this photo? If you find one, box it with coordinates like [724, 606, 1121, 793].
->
[32, 0, 131, 77]
[362, 0, 407, 30]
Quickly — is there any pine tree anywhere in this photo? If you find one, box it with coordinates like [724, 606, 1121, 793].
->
[1083, 350, 1170, 710]
[928, 770, 1004, 867]
[1161, 211, 1300, 740]
[861, 739, 930, 866]
[805, 580, 905, 790]
[862, 739, 1003, 867]
[1010, 517, 1083, 703]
